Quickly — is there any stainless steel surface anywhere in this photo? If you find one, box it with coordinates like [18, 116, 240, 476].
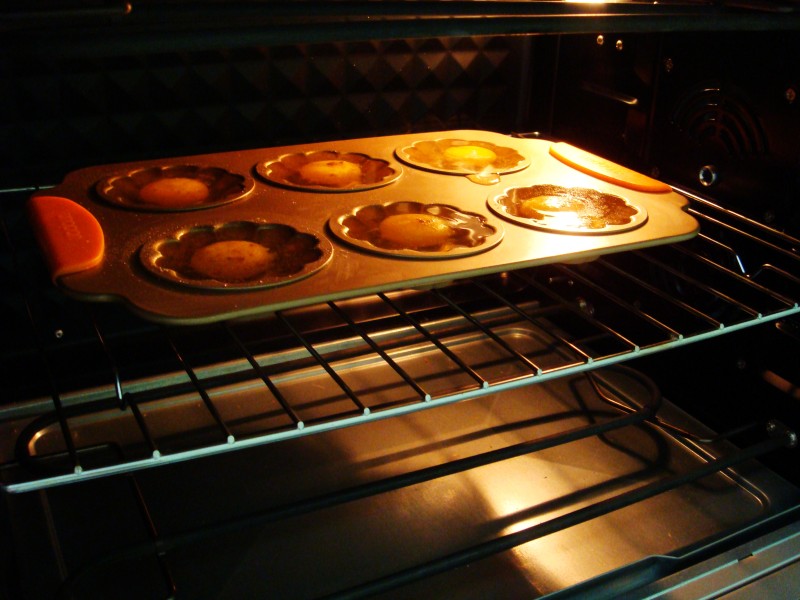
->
[34, 130, 698, 324]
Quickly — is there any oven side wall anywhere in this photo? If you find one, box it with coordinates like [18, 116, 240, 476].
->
[550, 31, 800, 235]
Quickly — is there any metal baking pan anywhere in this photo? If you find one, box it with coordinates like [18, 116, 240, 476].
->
[29, 130, 699, 324]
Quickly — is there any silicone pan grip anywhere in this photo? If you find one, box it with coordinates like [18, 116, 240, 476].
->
[28, 195, 105, 281]
[549, 142, 672, 194]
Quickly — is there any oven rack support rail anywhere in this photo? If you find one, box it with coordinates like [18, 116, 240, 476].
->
[1, 187, 799, 493]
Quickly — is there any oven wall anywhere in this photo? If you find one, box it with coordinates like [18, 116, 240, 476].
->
[551, 31, 800, 235]
[0, 34, 554, 190]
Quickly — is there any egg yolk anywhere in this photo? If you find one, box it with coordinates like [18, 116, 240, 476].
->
[139, 177, 210, 207]
[189, 240, 275, 281]
[443, 145, 497, 166]
[519, 195, 585, 218]
[299, 160, 362, 187]
[378, 213, 455, 249]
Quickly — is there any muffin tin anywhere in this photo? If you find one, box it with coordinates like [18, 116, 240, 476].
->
[395, 138, 529, 184]
[257, 150, 401, 192]
[140, 221, 332, 290]
[29, 130, 699, 324]
[96, 164, 254, 211]
[488, 184, 648, 235]
[329, 201, 503, 259]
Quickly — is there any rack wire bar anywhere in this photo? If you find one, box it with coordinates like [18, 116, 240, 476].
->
[672, 243, 798, 308]
[555, 263, 685, 342]
[128, 475, 177, 600]
[591, 257, 724, 332]
[274, 311, 370, 415]
[470, 278, 596, 366]
[376, 292, 488, 389]
[687, 208, 800, 266]
[327, 301, 432, 402]
[84, 305, 165, 457]
[163, 332, 235, 445]
[756, 263, 800, 287]
[128, 400, 161, 459]
[91, 317, 126, 409]
[512, 270, 642, 354]
[221, 322, 305, 430]
[430, 287, 543, 375]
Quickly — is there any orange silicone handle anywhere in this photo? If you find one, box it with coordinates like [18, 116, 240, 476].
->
[549, 142, 672, 194]
[28, 195, 105, 281]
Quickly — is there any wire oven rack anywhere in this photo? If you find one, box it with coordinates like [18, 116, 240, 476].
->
[38, 368, 800, 600]
[1, 184, 798, 493]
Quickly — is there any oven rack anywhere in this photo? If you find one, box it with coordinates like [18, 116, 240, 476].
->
[1, 186, 799, 492]
[46, 371, 800, 600]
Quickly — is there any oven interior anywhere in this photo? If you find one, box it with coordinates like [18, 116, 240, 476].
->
[2, 4, 800, 599]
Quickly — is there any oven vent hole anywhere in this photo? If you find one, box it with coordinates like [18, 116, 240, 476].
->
[672, 84, 767, 160]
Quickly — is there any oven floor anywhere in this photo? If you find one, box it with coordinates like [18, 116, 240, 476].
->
[4, 368, 798, 599]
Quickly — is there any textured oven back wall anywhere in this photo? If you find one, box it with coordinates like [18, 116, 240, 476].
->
[0, 36, 539, 189]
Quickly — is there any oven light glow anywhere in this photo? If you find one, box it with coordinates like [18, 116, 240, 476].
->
[28, 430, 46, 456]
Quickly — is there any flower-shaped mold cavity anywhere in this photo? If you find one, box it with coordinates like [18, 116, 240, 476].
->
[140, 221, 332, 290]
[257, 150, 401, 192]
[96, 165, 254, 211]
[395, 139, 529, 178]
[488, 184, 648, 235]
[329, 201, 503, 259]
